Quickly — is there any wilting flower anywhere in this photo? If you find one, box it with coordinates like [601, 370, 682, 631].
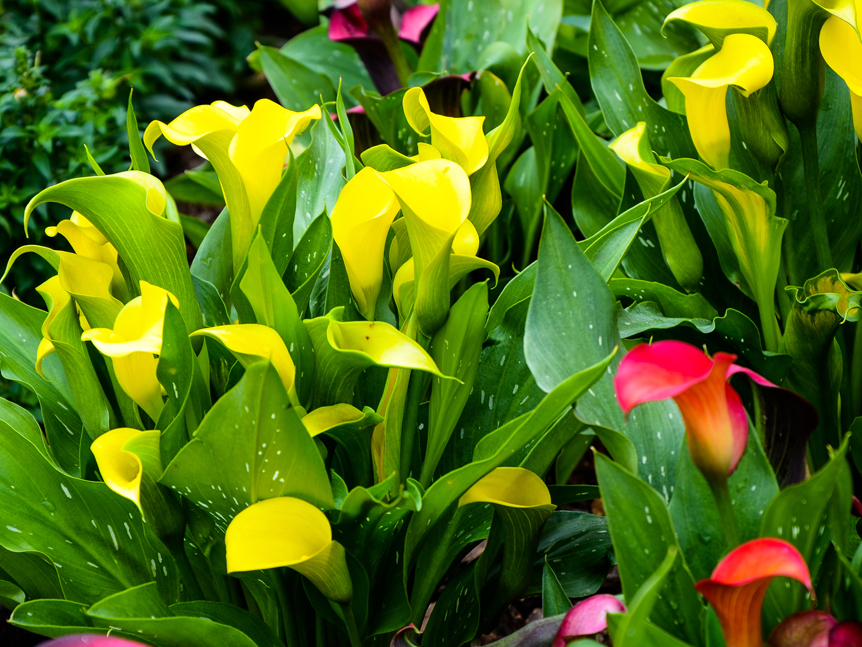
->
[551, 594, 627, 647]
[82, 282, 178, 422]
[144, 99, 320, 271]
[696, 538, 813, 647]
[819, 16, 862, 141]
[770, 611, 862, 647]
[615, 340, 777, 482]
[225, 496, 353, 603]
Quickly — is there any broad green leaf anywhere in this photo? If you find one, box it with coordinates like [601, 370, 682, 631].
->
[404, 350, 614, 570]
[526, 511, 613, 599]
[611, 278, 718, 320]
[180, 215, 211, 249]
[0, 546, 62, 602]
[161, 361, 334, 533]
[596, 454, 703, 646]
[352, 87, 419, 155]
[10, 599, 139, 641]
[239, 232, 315, 406]
[670, 432, 779, 581]
[485, 262, 537, 336]
[588, 0, 697, 155]
[418, 0, 562, 74]
[783, 271, 861, 469]
[0, 425, 179, 605]
[191, 209, 232, 312]
[760, 435, 850, 630]
[423, 283, 489, 486]
[259, 45, 335, 114]
[525, 202, 686, 498]
[283, 213, 333, 317]
[293, 119, 346, 243]
[24, 174, 202, 335]
[0, 293, 82, 475]
[256, 151, 298, 277]
[542, 557, 572, 616]
[0, 579, 25, 609]
[165, 168, 225, 205]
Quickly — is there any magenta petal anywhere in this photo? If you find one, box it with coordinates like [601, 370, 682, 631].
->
[769, 610, 836, 647]
[830, 621, 862, 647]
[552, 595, 626, 647]
[328, 4, 370, 41]
[726, 363, 777, 388]
[38, 636, 150, 647]
[614, 341, 715, 413]
[398, 4, 440, 43]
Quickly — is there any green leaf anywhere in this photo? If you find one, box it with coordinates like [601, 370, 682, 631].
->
[760, 434, 850, 630]
[418, 0, 562, 74]
[588, 0, 697, 156]
[161, 361, 334, 533]
[284, 214, 333, 317]
[180, 214, 211, 249]
[543, 556, 573, 616]
[191, 209, 233, 313]
[165, 169, 225, 205]
[485, 262, 537, 336]
[423, 283, 490, 486]
[239, 232, 315, 406]
[404, 349, 614, 570]
[0, 425, 179, 605]
[293, 120, 346, 242]
[260, 45, 335, 114]
[126, 89, 150, 174]
[525, 202, 686, 498]
[527, 511, 613, 599]
[0, 546, 63, 603]
[670, 432, 779, 581]
[0, 294, 82, 475]
[352, 88, 418, 155]
[24, 175, 202, 335]
[0, 579, 25, 608]
[596, 454, 704, 646]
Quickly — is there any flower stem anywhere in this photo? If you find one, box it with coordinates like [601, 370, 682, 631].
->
[798, 122, 833, 273]
[341, 602, 363, 647]
[708, 477, 741, 549]
[757, 293, 781, 354]
[852, 321, 862, 418]
[377, 23, 412, 88]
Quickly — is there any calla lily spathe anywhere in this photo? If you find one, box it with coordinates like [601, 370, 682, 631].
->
[552, 595, 626, 647]
[144, 99, 321, 271]
[820, 16, 862, 141]
[664, 0, 777, 47]
[90, 427, 158, 508]
[402, 86, 489, 175]
[191, 324, 298, 405]
[668, 33, 774, 169]
[225, 496, 353, 603]
[696, 538, 813, 647]
[615, 340, 777, 481]
[82, 282, 178, 422]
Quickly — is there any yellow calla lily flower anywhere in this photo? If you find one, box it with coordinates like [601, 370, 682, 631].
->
[384, 159, 472, 279]
[82, 282, 178, 422]
[664, 0, 777, 47]
[34, 276, 73, 378]
[225, 497, 353, 603]
[145, 99, 321, 271]
[403, 87, 489, 175]
[301, 403, 366, 437]
[190, 324, 297, 403]
[90, 427, 156, 506]
[331, 167, 401, 320]
[459, 467, 554, 509]
[668, 33, 774, 169]
[814, 0, 862, 34]
[820, 16, 862, 141]
[46, 212, 126, 300]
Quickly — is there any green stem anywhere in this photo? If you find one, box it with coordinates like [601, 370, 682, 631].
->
[377, 23, 412, 87]
[167, 541, 204, 600]
[776, 256, 792, 330]
[271, 570, 300, 646]
[708, 478, 741, 549]
[852, 320, 862, 419]
[341, 603, 363, 647]
[798, 122, 833, 273]
[757, 291, 781, 354]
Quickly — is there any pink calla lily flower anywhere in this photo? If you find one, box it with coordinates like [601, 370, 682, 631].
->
[551, 594, 626, 647]
[37, 636, 150, 647]
[770, 611, 862, 647]
[615, 340, 783, 481]
[696, 538, 813, 647]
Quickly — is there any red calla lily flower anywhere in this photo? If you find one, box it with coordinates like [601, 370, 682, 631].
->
[615, 340, 777, 481]
[551, 594, 626, 647]
[829, 621, 862, 647]
[37, 636, 150, 646]
[695, 538, 813, 647]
